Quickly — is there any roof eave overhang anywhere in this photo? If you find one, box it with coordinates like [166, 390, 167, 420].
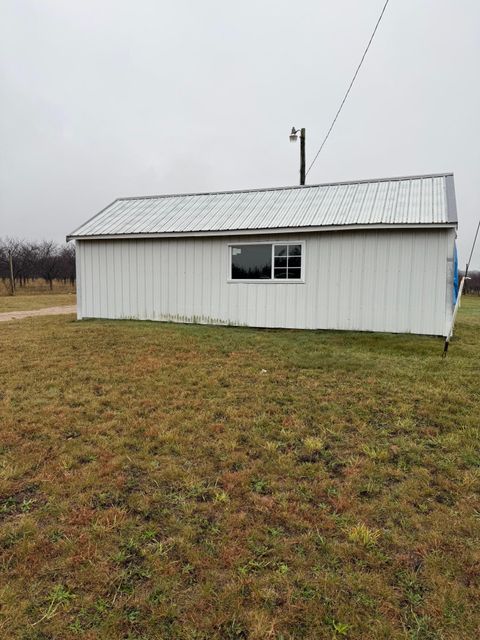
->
[445, 174, 458, 224]
[67, 222, 457, 242]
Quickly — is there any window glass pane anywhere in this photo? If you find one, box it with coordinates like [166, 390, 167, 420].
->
[274, 245, 287, 257]
[288, 244, 302, 256]
[274, 268, 287, 279]
[231, 244, 272, 279]
[287, 268, 301, 279]
[274, 256, 287, 268]
[288, 256, 301, 268]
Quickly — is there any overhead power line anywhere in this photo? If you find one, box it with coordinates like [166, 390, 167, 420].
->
[306, 0, 391, 178]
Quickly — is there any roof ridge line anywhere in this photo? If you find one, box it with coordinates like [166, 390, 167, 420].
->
[115, 172, 454, 202]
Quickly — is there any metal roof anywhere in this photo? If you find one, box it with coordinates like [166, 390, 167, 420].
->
[67, 173, 457, 240]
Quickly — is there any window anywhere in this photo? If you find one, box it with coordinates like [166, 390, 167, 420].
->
[230, 243, 303, 281]
[273, 244, 302, 280]
[231, 244, 272, 279]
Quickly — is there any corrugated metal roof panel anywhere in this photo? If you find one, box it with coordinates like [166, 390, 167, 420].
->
[68, 173, 457, 239]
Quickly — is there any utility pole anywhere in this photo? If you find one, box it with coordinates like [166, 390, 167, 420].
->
[299, 128, 306, 185]
[8, 250, 15, 296]
[289, 127, 306, 185]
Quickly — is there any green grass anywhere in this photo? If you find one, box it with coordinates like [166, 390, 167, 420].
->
[0, 297, 479, 639]
[0, 293, 76, 313]
[1, 279, 76, 296]
[0, 280, 76, 312]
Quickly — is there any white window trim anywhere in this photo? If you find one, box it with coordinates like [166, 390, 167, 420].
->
[227, 240, 305, 283]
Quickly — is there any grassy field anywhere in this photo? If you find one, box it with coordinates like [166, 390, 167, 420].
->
[0, 298, 479, 639]
[0, 280, 76, 312]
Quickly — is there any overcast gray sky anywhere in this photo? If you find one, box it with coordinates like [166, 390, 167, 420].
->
[1, 0, 479, 267]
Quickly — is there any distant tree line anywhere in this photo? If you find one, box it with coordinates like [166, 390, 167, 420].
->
[0, 238, 75, 293]
[461, 270, 480, 295]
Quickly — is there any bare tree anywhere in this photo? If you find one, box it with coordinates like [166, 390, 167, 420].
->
[0, 238, 76, 291]
[0, 238, 22, 294]
[57, 244, 76, 286]
[36, 241, 60, 289]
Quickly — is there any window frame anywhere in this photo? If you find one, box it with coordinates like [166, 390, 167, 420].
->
[227, 240, 305, 283]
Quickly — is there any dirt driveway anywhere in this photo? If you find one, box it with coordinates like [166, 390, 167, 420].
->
[0, 305, 77, 322]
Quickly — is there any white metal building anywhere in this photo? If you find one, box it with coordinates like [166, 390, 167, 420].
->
[67, 173, 458, 336]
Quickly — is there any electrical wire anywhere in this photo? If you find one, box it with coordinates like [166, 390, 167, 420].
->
[305, 0, 391, 177]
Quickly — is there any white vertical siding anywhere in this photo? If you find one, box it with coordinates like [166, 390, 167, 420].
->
[444, 228, 456, 335]
[75, 229, 453, 335]
[75, 243, 83, 320]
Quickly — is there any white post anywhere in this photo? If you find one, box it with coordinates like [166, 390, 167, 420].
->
[442, 276, 469, 356]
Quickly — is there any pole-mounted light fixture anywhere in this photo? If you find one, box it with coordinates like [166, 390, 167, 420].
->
[289, 126, 306, 185]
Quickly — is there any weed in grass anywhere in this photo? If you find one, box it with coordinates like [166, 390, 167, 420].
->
[304, 435, 325, 451]
[346, 523, 381, 548]
[331, 619, 352, 636]
[77, 452, 96, 464]
[358, 479, 381, 498]
[1, 530, 21, 549]
[217, 619, 248, 639]
[32, 585, 75, 626]
[361, 444, 389, 462]
[443, 597, 466, 627]
[1, 486, 43, 522]
[294, 581, 317, 601]
[94, 597, 111, 614]
[213, 489, 229, 503]
[251, 478, 270, 494]
[396, 564, 426, 607]
[125, 607, 141, 623]
[238, 557, 271, 575]
[112, 538, 151, 595]
[403, 612, 437, 640]
[140, 527, 159, 542]
[68, 617, 84, 633]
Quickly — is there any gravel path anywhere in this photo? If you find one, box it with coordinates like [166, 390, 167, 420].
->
[0, 305, 77, 322]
